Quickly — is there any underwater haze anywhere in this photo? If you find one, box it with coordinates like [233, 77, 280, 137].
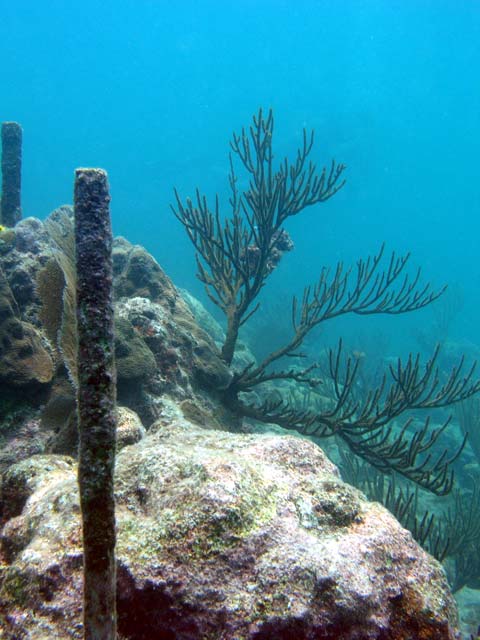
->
[2, 1, 480, 637]
[1, 0, 479, 348]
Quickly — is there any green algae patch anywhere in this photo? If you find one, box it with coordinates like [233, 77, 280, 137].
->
[116, 511, 167, 565]
[3, 455, 74, 488]
[296, 477, 363, 531]
[186, 461, 281, 558]
[0, 565, 37, 605]
[116, 450, 281, 567]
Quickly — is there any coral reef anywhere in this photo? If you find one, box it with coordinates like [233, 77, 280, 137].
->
[0, 162, 468, 636]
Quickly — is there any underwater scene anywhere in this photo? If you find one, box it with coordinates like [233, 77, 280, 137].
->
[0, 1, 479, 638]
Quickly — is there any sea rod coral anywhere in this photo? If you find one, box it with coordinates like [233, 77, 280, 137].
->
[173, 108, 480, 496]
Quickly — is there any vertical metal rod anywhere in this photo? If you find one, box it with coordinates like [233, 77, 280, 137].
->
[74, 168, 117, 640]
[1, 121, 22, 227]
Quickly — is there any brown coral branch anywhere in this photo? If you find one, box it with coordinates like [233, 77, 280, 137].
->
[172, 108, 346, 364]
[230, 342, 476, 495]
[233, 245, 445, 392]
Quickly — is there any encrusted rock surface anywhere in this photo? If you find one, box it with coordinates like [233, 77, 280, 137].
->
[0, 217, 51, 326]
[0, 415, 459, 639]
[111, 237, 232, 425]
[114, 291, 232, 425]
[0, 210, 231, 455]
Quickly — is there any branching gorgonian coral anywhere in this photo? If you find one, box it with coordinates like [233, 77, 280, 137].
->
[173, 108, 480, 495]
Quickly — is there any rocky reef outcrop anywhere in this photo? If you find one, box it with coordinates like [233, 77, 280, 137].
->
[0, 207, 463, 638]
[0, 225, 54, 390]
[0, 209, 231, 452]
[0, 412, 459, 639]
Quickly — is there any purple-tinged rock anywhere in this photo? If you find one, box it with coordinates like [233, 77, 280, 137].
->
[0, 418, 460, 639]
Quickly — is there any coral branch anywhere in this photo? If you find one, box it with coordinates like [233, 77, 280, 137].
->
[172, 108, 346, 365]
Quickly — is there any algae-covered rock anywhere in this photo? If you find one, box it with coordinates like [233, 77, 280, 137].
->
[1, 217, 52, 324]
[0, 454, 75, 524]
[110, 237, 232, 426]
[0, 416, 48, 476]
[0, 420, 460, 639]
[0, 454, 82, 635]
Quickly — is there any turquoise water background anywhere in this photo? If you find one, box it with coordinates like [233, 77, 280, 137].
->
[1, 0, 479, 355]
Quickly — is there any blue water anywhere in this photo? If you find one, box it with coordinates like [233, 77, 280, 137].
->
[1, 0, 479, 353]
